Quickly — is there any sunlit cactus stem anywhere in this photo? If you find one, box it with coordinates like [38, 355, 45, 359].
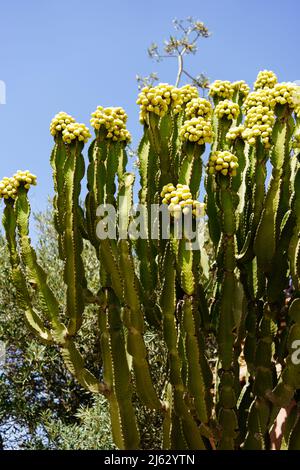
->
[254, 99, 295, 276]
[207, 150, 240, 449]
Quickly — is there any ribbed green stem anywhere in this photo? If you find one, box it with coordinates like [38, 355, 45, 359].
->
[243, 305, 277, 449]
[215, 174, 239, 449]
[205, 114, 231, 249]
[289, 156, 300, 289]
[254, 107, 294, 275]
[120, 173, 160, 408]
[98, 288, 140, 449]
[2, 201, 52, 342]
[180, 296, 212, 423]
[230, 139, 248, 250]
[250, 140, 269, 247]
[147, 114, 163, 188]
[15, 188, 66, 341]
[50, 135, 67, 258]
[205, 172, 221, 248]
[119, 240, 161, 409]
[160, 242, 206, 449]
[179, 142, 205, 197]
[136, 132, 159, 325]
[62, 141, 86, 335]
[85, 134, 107, 249]
[268, 298, 300, 409]
[13, 189, 104, 394]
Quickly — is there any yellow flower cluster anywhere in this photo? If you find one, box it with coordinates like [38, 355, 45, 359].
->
[0, 170, 37, 200]
[13, 170, 37, 189]
[243, 89, 273, 111]
[137, 83, 180, 122]
[244, 83, 299, 111]
[50, 111, 75, 137]
[179, 117, 213, 145]
[161, 183, 205, 218]
[62, 122, 91, 144]
[179, 84, 199, 104]
[209, 80, 233, 100]
[136, 83, 199, 122]
[232, 80, 250, 98]
[209, 80, 250, 101]
[226, 125, 245, 142]
[242, 105, 275, 147]
[208, 151, 239, 176]
[0, 177, 17, 200]
[272, 82, 299, 109]
[254, 70, 278, 90]
[215, 99, 240, 120]
[90, 106, 131, 143]
[185, 98, 212, 120]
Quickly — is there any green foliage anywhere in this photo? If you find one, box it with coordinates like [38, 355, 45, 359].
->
[26, 397, 114, 450]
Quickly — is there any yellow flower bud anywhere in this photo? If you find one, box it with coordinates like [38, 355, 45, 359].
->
[209, 80, 234, 100]
[208, 151, 238, 176]
[254, 70, 277, 90]
[161, 182, 204, 218]
[180, 117, 213, 145]
[50, 111, 75, 137]
[215, 100, 239, 120]
[90, 106, 131, 143]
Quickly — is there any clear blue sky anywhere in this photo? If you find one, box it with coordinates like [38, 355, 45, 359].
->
[0, 0, 299, 216]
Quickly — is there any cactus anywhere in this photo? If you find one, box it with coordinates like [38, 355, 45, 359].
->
[2, 71, 300, 450]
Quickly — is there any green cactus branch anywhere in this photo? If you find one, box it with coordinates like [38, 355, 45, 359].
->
[2, 201, 53, 343]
